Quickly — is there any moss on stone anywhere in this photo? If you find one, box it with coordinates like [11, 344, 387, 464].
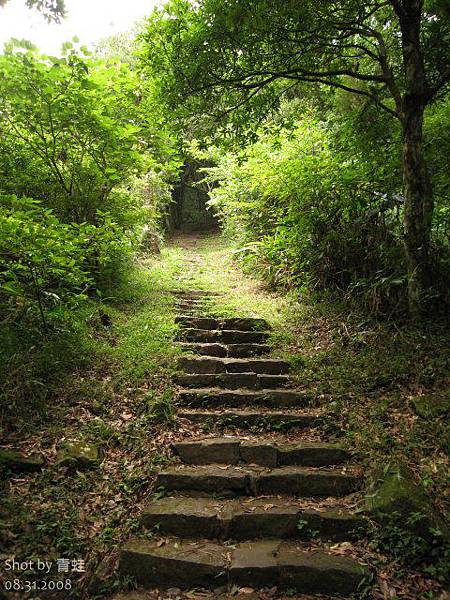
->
[0, 449, 43, 472]
[56, 440, 101, 469]
[411, 392, 450, 419]
[365, 463, 448, 541]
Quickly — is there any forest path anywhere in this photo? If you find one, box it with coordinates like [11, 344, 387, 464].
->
[115, 233, 369, 599]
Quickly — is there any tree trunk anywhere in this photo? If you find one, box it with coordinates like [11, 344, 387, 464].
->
[397, 0, 434, 319]
[401, 98, 433, 319]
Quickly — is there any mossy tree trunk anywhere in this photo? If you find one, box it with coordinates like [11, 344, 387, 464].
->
[397, 0, 434, 320]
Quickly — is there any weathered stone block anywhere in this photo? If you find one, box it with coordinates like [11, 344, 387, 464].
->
[226, 344, 270, 358]
[175, 316, 219, 329]
[178, 409, 319, 430]
[173, 438, 241, 465]
[221, 318, 270, 331]
[277, 544, 366, 595]
[180, 328, 220, 343]
[257, 374, 291, 388]
[156, 465, 250, 494]
[277, 443, 351, 467]
[221, 330, 269, 344]
[180, 343, 227, 357]
[230, 540, 280, 587]
[240, 442, 278, 467]
[120, 538, 226, 588]
[256, 467, 360, 497]
[365, 463, 449, 541]
[178, 356, 226, 373]
[141, 497, 221, 538]
[225, 358, 290, 374]
[230, 504, 299, 539]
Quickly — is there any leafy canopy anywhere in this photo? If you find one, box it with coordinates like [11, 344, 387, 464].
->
[141, 0, 450, 131]
[0, 43, 160, 223]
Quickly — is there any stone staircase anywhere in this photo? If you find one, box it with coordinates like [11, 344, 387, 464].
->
[119, 291, 368, 597]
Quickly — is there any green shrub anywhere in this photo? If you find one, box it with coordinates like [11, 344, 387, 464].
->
[0, 195, 134, 326]
[199, 116, 409, 313]
[196, 94, 450, 316]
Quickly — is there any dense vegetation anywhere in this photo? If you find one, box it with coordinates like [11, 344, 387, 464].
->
[194, 97, 449, 315]
[0, 42, 178, 424]
[0, 0, 449, 598]
[141, 0, 450, 318]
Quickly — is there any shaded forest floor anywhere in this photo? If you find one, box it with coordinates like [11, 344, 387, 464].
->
[0, 233, 449, 600]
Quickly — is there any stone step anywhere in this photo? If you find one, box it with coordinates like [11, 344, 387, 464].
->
[178, 356, 290, 374]
[175, 316, 270, 331]
[178, 409, 320, 429]
[140, 496, 366, 541]
[120, 538, 366, 595]
[227, 344, 271, 357]
[222, 317, 270, 331]
[174, 305, 208, 314]
[174, 300, 212, 308]
[180, 328, 270, 344]
[175, 372, 291, 390]
[178, 388, 310, 408]
[174, 296, 212, 303]
[170, 290, 222, 298]
[179, 342, 271, 357]
[175, 316, 219, 329]
[155, 465, 360, 497]
[178, 342, 228, 357]
[173, 437, 351, 467]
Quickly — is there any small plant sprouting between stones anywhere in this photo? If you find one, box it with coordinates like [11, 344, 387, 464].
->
[297, 518, 320, 538]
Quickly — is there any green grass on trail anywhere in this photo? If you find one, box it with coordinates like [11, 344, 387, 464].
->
[0, 233, 448, 599]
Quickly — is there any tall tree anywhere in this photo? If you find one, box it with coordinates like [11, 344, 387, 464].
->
[141, 0, 450, 318]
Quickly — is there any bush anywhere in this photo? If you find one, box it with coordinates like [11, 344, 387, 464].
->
[196, 95, 450, 316]
[199, 115, 408, 314]
[0, 195, 134, 326]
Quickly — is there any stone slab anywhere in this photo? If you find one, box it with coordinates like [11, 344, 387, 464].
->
[178, 388, 310, 408]
[156, 466, 359, 498]
[240, 442, 278, 467]
[221, 318, 270, 331]
[226, 344, 270, 357]
[156, 465, 250, 494]
[178, 410, 320, 430]
[230, 540, 279, 587]
[175, 316, 219, 329]
[120, 538, 365, 593]
[178, 356, 227, 373]
[256, 467, 360, 497]
[277, 443, 351, 467]
[173, 438, 241, 465]
[225, 358, 290, 374]
[179, 343, 228, 357]
[140, 497, 365, 542]
[221, 330, 269, 344]
[120, 538, 226, 588]
[178, 356, 291, 375]
[141, 497, 221, 538]
[276, 543, 366, 595]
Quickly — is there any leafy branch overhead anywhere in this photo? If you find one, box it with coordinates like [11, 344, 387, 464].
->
[142, 0, 449, 121]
